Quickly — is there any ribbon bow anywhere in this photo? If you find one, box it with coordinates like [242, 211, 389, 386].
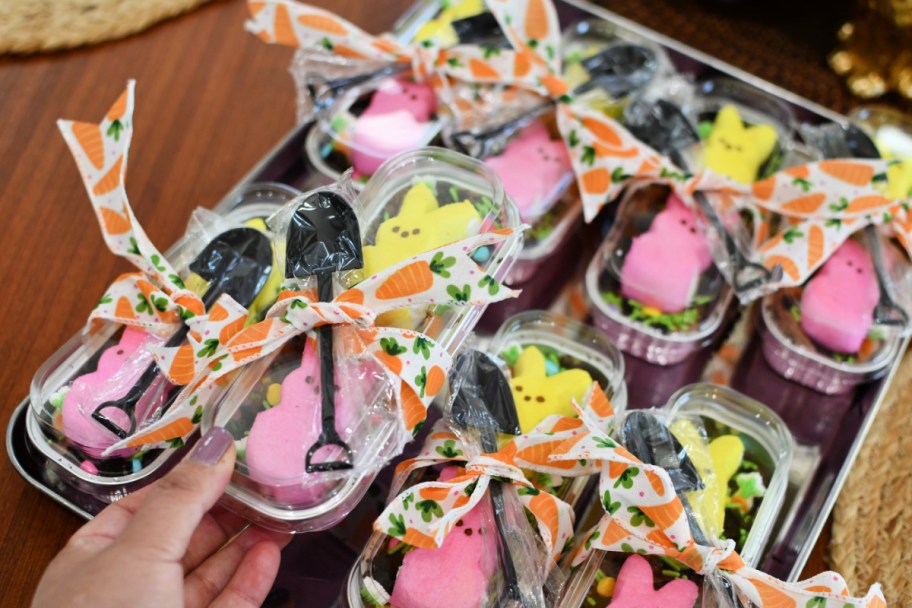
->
[749, 162, 912, 288]
[103, 229, 522, 453]
[245, 0, 511, 85]
[498, 382, 618, 484]
[58, 81, 206, 337]
[376, 419, 575, 563]
[426, 0, 912, 296]
[545, 388, 887, 608]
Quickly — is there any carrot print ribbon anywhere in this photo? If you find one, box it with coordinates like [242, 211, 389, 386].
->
[377, 419, 575, 563]
[748, 161, 912, 288]
[546, 390, 886, 607]
[58, 81, 205, 337]
[421, 0, 912, 295]
[245, 0, 509, 85]
[499, 382, 618, 484]
[102, 229, 522, 453]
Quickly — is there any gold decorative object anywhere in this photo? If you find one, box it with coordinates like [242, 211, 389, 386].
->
[829, 0, 912, 100]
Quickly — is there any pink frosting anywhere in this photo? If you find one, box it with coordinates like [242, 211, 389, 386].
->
[245, 340, 358, 505]
[608, 554, 699, 608]
[62, 327, 165, 458]
[620, 194, 713, 313]
[350, 78, 437, 175]
[800, 239, 879, 353]
[484, 120, 572, 221]
[390, 466, 498, 608]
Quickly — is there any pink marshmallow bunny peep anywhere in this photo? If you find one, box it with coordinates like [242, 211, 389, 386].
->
[800, 239, 879, 354]
[61, 327, 166, 458]
[245, 339, 360, 505]
[350, 77, 438, 176]
[620, 194, 713, 313]
[389, 465, 499, 608]
[484, 120, 572, 221]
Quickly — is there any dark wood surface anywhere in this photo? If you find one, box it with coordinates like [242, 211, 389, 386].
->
[0, 0, 834, 604]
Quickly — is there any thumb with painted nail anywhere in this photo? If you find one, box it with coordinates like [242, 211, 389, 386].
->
[32, 428, 291, 608]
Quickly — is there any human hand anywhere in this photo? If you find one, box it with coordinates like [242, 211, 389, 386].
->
[32, 428, 291, 608]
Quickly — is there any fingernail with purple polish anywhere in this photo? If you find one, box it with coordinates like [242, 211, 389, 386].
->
[191, 428, 234, 466]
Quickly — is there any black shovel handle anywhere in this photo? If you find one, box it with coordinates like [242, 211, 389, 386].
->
[304, 274, 355, 473]
[90, 276, 228, 439]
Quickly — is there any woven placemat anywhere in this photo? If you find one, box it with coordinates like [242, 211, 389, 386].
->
[0, 0, 217, 54]
[829, 348, 912, 604]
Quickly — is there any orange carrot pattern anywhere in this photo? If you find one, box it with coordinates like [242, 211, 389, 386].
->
[168, 343, 197, 385]
[127, 417, 194, 448]
[468, 58, 500, 80]
[296, 12, 349, 36]
[424, 365, 445, 396]
[72, 122, 105, 170]
[819, 160, 875, 186]
[781, 193, 826, 214]
[272, 4, 298, 46]
[375, 260, 433, 300]
[524, 0, 549, 40]
[806, 225, 825, 270]
[92, 156, 124, 196]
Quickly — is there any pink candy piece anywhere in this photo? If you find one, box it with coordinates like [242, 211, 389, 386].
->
[350, 78, 437, 175]
[62, 327, 164, 458]
[620, 194, 713, 313]
[800, 239, 879, 353]
[245, 341, 358, 505]
[363, 78, 436, 122]
[390, 466, 498, 608]
[484, 120, 572, 221]
[608, 554, 699, 608]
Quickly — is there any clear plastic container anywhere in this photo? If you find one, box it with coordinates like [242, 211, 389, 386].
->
[558, 384, 791, 608]
[585, 183, 735, 365]
[26, 192, 295, 502]
[664, 383, 792, 564]
[487, 311, 627, 501]
[758, 235, 906, 395]
[203, 148, 523, 533]
[305, 76, 444, 187]
[561, 18, 671, 118]
[478, 193, 583, 332]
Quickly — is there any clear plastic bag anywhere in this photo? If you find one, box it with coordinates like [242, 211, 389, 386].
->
[28, 201, 284, 488]
[202, 149, 523, 533]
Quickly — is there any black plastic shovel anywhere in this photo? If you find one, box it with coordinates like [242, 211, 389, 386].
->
[92, 227, 273, 439]
[813, 123, 909, 327]
[286, 190, 363, 473]
[622, 411, 709, 544]
[448, 44, 659, 158]
[450, 349, 524, 607]
[626, 98, 782, 294]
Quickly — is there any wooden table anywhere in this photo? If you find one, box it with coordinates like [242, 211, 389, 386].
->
[0, 0, 829, 604]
